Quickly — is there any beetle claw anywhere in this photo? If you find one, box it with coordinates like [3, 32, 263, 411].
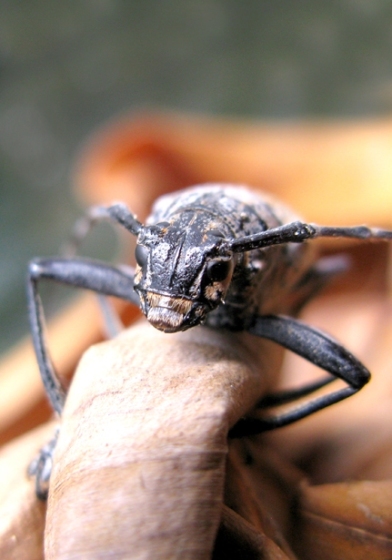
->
[28, 427, 59, 500]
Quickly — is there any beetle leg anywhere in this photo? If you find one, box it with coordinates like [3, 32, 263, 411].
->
[27, 256, 138, 415]
[28, 427, 59, 500]
[229, 314, 370, 436]
[255, 376, 336, 407]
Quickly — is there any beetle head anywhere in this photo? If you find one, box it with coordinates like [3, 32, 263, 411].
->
[133, 211, 234, 332]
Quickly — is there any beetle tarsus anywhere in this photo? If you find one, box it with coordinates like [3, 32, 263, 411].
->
[28, 427, 59, 501]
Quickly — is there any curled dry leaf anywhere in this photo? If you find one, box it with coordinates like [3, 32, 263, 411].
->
[45, 321, 289, 559]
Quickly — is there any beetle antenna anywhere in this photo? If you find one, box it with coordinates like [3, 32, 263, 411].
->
[228, 222, 316, 253]
[228, 221, 392, 253]
[100, 203, 143, 236]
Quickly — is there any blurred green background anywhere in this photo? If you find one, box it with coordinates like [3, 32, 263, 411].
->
[1, 1, 392, 354]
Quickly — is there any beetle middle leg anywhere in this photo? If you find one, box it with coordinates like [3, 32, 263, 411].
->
[229, 314, 370, 437]
[28, 427, 60, 500]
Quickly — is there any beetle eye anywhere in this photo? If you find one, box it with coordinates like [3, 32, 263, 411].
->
[135, 244, 148, 267]
[206, 259, 233, 283]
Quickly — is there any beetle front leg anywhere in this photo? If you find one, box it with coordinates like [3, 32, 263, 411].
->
[27, 257, 138, 498]
[27, 256, 138, 415]
[28, 427, 60, 500]
[230, 314, 370, 436]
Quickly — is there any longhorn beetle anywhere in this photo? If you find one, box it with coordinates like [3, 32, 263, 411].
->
[28, 184, 392, 498]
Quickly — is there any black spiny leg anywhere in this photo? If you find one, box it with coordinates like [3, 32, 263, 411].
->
[27, 257, 138, 414]
[27, 257, 139, 498]
[226, 218, 392, 437]
[28, 427, 59, 500]
[27, 202, 141, 499]
[229, 315, 370, 437]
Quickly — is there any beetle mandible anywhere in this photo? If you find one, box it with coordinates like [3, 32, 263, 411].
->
[27, 184, 392, 498]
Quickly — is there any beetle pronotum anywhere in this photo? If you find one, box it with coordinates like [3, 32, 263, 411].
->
[27, 185, 392, 554]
